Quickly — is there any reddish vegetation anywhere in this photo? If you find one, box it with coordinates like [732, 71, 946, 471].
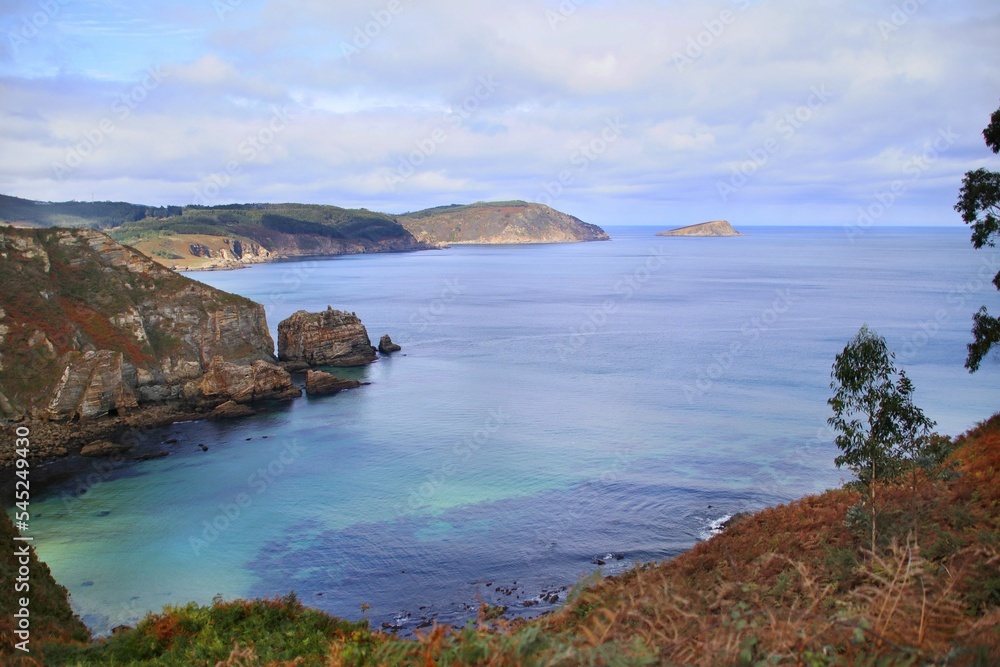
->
[535, 414, 1000, 665]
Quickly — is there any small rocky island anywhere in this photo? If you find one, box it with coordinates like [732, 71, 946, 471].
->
[657, 220, 741, 237]
[277, 308, 378, 368]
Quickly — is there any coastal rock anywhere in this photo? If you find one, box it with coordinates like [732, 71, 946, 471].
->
[378, 334, 402, 354]
[186, 357, 302, 406]
[657, 220, 741, 237]
[46, 351, 139, 422]
[209, 400, 257, 419]
[277, 307, 377, 367]
[305, 370, 362, 396]
[80, 440, 133, 458]
[0, 227, 277, 421]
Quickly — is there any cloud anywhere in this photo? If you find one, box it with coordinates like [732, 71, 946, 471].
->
[0, 0, 998, 225]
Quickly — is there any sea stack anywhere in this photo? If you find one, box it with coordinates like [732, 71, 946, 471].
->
[277, 307, 377, 367]
[378, 334, 402, 354]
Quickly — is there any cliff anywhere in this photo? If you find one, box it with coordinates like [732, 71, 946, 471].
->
[399, 201, 610, 245]
[657, 220, 741, 237]
[0, 227, 287, 424]
[277, 308, 377, 368]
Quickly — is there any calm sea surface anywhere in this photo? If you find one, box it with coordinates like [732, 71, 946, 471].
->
[21, 226, 999, 634]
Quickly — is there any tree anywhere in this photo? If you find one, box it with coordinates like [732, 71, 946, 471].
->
[955, 102, 1000, 372]
[828, 326, 935, 551]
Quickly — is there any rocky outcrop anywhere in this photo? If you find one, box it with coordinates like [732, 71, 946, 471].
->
[80, 440, 133, 458]
[210, 400, 258, 419]
[305, 370, 362, 396]
[0, 227, 278, 422]
[378, 334, 402, 354]
[657, 220, 741, 237]
[399, 201, 610, 245]
[277, 307, 377, 367]
[185, 357, 301, 407]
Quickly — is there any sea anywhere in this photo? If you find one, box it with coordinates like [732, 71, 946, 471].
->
[18, 226, 999, 635]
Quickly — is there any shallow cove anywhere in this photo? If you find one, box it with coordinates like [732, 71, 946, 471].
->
[21, 226, 999, 635]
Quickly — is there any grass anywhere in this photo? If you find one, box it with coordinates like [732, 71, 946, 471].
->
[4, 413, 1000, 665]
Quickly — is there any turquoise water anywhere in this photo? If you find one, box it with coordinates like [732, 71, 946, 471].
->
[23, 226, 999, 634]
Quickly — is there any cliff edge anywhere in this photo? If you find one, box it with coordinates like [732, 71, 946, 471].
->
[0, 227, 294, 438]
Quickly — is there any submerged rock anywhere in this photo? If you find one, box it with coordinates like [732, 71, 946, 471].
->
[80, 440, 133, 458]
[305, 370, 362, 396]
[277, 307, 377, 367]
[378, 334, 402, 354]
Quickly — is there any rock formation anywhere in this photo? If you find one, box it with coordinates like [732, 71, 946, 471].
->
[0, 227, 284, 423]
[184, 357, 301, 407]
[657, 220, 741, 237]
[305, 370, 362, 396]
[378, 334, 402, 354]
[277, 307, 377, 367]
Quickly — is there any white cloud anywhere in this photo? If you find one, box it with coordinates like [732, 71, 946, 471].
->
[0, 0, 998, 225]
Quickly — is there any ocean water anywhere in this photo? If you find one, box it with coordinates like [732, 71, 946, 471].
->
[21, 226, 999, 635]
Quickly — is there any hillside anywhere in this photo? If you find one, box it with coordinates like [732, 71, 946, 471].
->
[107, 203, 426, 270]
[399, 201, 610, 245]
[8, 412, 999, 665]
[0, 196, 610, 270]
[658, 220, 741, 237]
[0, 227, 279, 430]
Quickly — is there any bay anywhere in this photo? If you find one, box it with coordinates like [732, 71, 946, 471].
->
[24, 226, 999, 634]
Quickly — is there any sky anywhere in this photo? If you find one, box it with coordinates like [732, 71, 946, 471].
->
[1, 1, 999, 227]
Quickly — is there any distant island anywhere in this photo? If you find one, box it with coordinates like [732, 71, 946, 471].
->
[657, 220, 741, 237]
[0, 195, 608, 271]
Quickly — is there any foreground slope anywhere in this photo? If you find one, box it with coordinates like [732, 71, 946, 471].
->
[11, 413, 1000, 665]
[399, 201, 610, 245]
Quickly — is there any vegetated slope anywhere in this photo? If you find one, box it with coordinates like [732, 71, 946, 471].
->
[0, 512, 90, 660]
[21, 414, 1000, 665]
[657, 219, 741, 237]
[399, 200, 610, 245]
[0, 227, 274, 422]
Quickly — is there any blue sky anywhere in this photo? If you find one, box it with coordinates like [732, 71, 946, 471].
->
[1, 0, 998, 227]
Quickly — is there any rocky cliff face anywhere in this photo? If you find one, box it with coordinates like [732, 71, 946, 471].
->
[399, 201, 609, 245]
[277, 308, 377, 367]
[0, 227, 281, 421]
[657, 220, 741, 237]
